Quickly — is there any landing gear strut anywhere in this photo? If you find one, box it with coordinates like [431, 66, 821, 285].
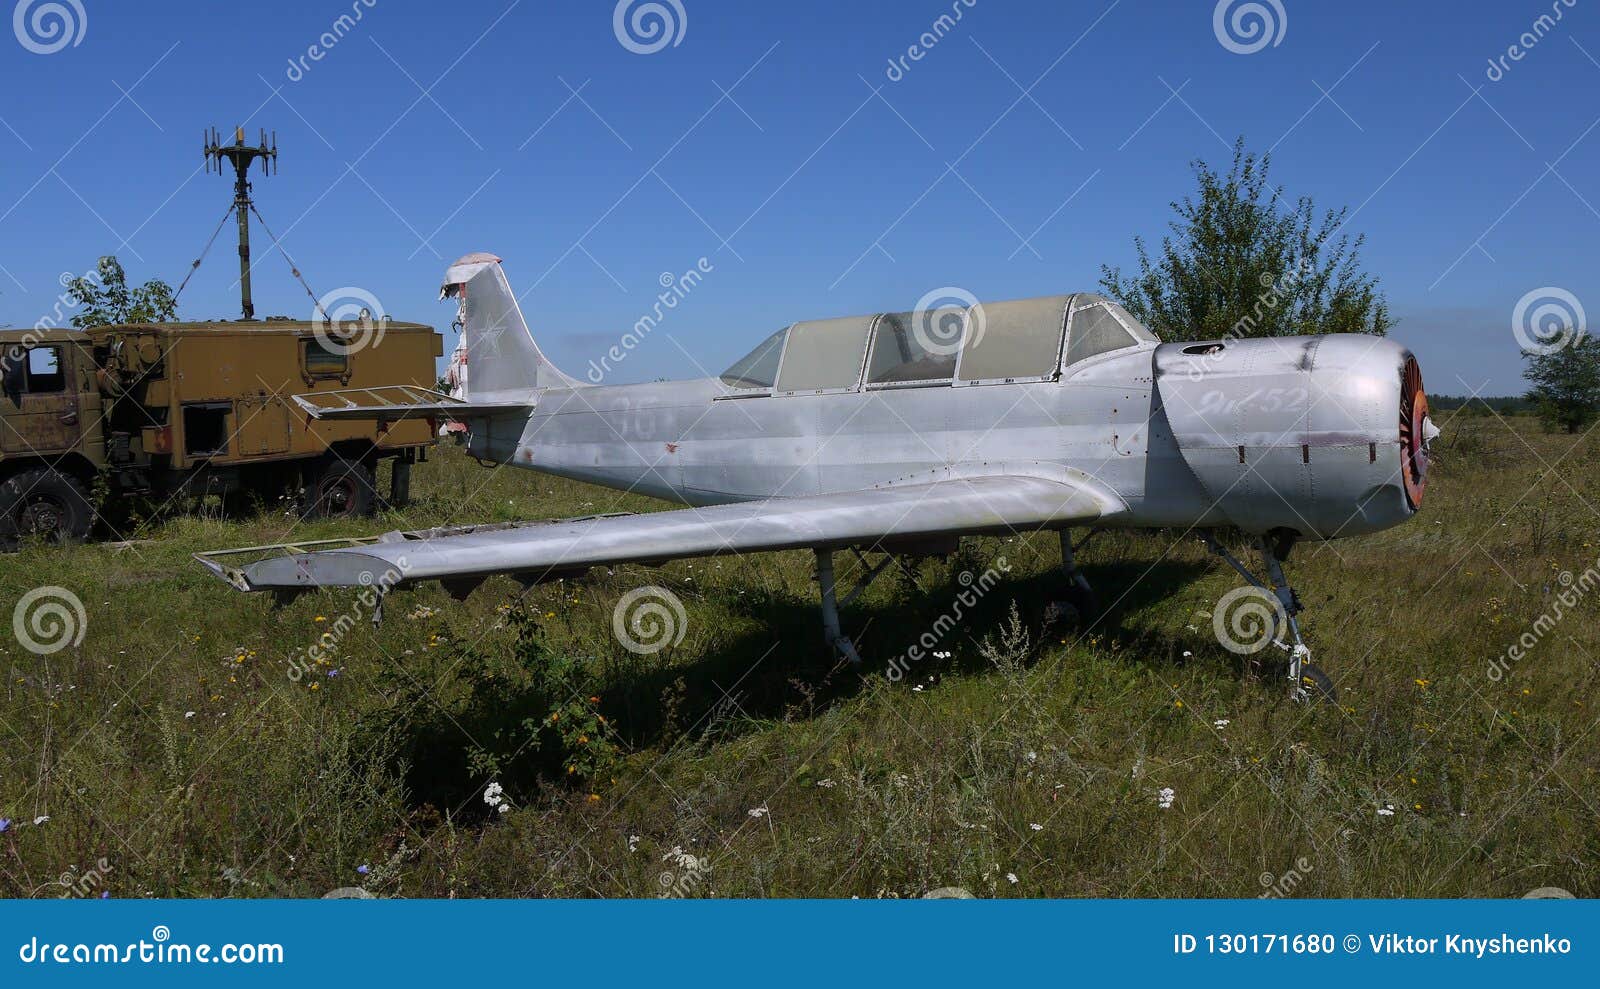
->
[812, 547, 920, 665]
[1059, 529, 1099, 614]
[814, 549, 862, 665]
[1044, 529, 1099, 625]
[1201, 530, 1336, 704]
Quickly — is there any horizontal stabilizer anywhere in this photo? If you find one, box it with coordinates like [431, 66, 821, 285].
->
[291, 385, 530, 423]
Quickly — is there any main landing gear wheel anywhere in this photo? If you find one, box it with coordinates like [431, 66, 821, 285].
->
[1294, 662, 1337, 705]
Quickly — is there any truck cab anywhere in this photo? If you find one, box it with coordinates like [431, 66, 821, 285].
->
[0, 329, 106, 544]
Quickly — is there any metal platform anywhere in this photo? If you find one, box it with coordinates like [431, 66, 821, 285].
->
[291, 386, 530, 423]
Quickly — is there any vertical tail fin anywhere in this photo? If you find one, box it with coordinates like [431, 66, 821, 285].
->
[440, 252, 581, 399]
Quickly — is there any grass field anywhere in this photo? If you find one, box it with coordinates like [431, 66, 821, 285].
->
[2, 411, 1597, 899]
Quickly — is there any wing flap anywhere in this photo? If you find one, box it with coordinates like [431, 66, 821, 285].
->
[204, 475, 1114, 592]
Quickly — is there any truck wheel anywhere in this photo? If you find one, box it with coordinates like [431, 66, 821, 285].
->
[303, 457, 377, 519]
[0, 468, 95, 547]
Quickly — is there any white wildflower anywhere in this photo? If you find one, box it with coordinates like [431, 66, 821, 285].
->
[483, 781, 507, 812]
[1005, 872, 1019, 884]
[1213, 719, 1230, 729]
[1157, 787, 1176, 810]
[1028, 823, 1043, 831]
[747, 806, 769, 818]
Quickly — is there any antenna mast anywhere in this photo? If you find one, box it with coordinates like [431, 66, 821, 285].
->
[203, 126, 277, 320]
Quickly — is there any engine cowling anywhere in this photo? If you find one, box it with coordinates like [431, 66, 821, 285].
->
[1153, 334, 1429, 539]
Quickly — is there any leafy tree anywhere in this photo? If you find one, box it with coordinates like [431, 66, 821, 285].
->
[1101, 139, 1391, 343]
[1524, 336, 1600, 434]
[66, 256, 177, 328]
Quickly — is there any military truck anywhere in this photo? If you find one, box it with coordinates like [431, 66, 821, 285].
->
[0, 320, 441, 545]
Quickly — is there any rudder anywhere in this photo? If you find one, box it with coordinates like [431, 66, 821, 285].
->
[440, 252, 581, 399]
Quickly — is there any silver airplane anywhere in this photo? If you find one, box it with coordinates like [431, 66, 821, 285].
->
[198, 252, 1438, 699]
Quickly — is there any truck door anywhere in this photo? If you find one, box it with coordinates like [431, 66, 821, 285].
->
[1, 343, 81, 454]
[235, 394, 291, 456]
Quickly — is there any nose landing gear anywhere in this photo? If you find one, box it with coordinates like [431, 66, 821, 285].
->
[1202, 530, 1337, 704]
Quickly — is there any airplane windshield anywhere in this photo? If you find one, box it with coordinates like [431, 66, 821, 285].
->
[1066, 303, 1138, 365]
[720, 326, 789, 389]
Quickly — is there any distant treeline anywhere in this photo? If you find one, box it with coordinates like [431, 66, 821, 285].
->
[1427, 394, 1532, 414]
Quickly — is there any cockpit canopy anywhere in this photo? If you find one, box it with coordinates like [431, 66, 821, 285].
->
[719, 293, 1155, 392]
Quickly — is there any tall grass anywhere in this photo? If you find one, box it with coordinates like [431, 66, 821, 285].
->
[1, 414, 1596, 897]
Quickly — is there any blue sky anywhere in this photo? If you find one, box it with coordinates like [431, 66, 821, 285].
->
[1, 0, 1596, 394]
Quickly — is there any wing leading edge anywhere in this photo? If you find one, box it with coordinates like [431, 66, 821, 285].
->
[201, 474, 1117, 592]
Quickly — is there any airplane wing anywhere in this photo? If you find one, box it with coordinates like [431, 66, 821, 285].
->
[197, 473, 1119, 593]
[291, 385, 530, 424]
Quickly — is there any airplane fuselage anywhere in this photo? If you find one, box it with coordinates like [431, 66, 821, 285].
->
[467, 333, 1426, 542]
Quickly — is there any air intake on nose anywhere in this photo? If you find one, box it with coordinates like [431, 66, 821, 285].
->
[1398, 355, 1429, 509]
